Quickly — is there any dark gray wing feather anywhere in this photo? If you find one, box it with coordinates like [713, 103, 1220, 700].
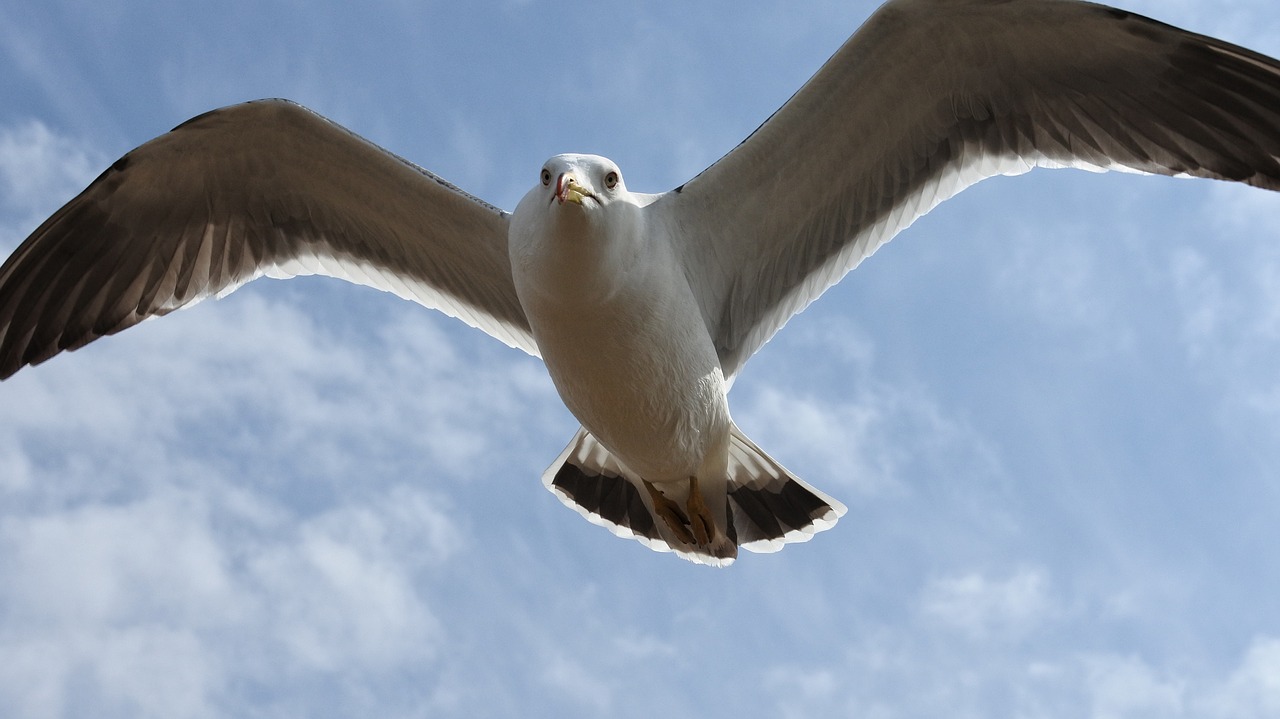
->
[0, 99, 537, 379]
[660, 0, 1280, 379]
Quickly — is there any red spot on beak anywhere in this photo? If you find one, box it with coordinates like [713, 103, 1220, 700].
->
[552, 172, 591, 206]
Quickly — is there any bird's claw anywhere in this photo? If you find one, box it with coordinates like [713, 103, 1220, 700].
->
[686, 476, 713, 546]
[643, 479, 695, 545]
[643, 477, 715, 548]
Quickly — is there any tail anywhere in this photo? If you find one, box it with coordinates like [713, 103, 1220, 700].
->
[542, 425, 846, 566]
[722, 426, 847, 554]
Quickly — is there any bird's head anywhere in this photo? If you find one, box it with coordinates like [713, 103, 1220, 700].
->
[536, 153, 626, 209]
[509, 153, 635, 259]
[508, 153, 657, 305]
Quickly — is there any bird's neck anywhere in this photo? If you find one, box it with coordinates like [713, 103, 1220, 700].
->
[511, 209, 646, 310]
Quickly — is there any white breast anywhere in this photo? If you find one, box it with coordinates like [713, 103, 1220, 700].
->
[507, 179, 730, 482]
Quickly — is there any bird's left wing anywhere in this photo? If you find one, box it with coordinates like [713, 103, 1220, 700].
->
[659, 0, 1280, 379]
[0, 99, 538, 379]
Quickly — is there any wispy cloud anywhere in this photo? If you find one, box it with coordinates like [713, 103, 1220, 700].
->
[919, 567, 1055, 639]
[1205, 637, 1280, 717]
[0, 119, 101, 245]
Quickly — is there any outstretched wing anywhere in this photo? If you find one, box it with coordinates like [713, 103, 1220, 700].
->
[0, 99, 537, 379]
[662, 0, 1280, 379]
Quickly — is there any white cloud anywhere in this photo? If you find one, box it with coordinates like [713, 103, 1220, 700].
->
[763, 665, 844, 719]
[734, 316, 1006, 501]
[0, 626, 221, 719]
[1084, 654, 1185, 719]
[0, 480, 461, 718]
[1203, 637, 1280, 718]
[919, 567, 1055, 639]
[993, 221, 1110, 332]
[1161, 186, 1280, 436]
[1167, 188, 1280, 360]
[246, 498, 446, 672]
[0, 268, 548, 718]
[0, 436, 35, 493]
[752, 627, 1280, 719]
[1169, 247, 1229, 360]
[610, 630, 677, 660]
[538, 652, 614, 712]
[740, 384, 902, 497]
[0, 490, 233, 718]
[0, 491, 235, 628]
[0, 119, 100, 240]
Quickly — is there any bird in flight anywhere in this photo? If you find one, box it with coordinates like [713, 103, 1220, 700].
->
[2, 0, 1279, 565]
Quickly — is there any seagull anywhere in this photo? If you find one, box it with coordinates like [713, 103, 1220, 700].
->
[2, 0, 1280, 566]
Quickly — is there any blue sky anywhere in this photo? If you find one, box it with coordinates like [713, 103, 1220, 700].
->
[3, 1, 1280, 717]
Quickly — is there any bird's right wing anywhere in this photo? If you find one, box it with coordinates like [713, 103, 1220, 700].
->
[0, 99, 538, 379]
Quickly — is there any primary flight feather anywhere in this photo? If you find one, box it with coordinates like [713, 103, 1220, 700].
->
[3, 0, 1279, 565]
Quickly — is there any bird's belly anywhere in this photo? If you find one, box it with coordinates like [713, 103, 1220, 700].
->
[534, 307, 729, 482]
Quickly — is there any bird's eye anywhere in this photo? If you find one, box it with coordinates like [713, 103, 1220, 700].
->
[604, 171, 619, 189]
[541, 168, 552, 186]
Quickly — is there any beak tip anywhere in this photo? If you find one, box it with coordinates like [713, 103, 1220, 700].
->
[552, 172, 591, 206]
[554, 173, 568, 204]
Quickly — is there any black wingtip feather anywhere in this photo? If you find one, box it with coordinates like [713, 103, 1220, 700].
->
[551, 462, 659, 541]
[728, 480, 833, 544]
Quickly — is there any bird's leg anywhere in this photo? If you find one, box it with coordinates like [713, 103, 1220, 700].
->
[685, 476, 714, 547]
[642, 479, 695, 545]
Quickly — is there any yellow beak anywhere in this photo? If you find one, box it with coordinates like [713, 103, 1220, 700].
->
[556, 174, 593, 205]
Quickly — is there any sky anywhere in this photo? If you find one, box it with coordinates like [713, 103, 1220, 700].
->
[2, 1, 1280, 717]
